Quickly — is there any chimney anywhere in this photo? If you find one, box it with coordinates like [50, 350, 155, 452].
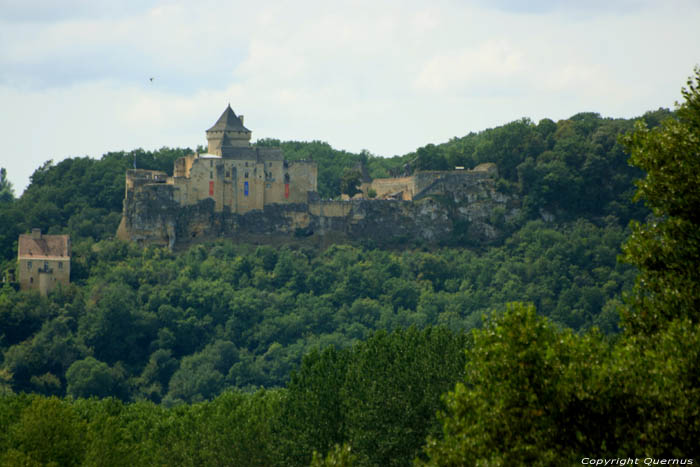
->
[32, 228, 41, 239]
[239, 115, 244, 125]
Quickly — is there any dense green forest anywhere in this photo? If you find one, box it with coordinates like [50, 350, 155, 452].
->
[0, 68, 698, 464]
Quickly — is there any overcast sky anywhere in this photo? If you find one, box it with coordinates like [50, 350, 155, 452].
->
[1, 0, 699, 194]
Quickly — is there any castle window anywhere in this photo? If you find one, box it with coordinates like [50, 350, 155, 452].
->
[245, 162, 248, 167]
[210, 160, 213, 167]
[58, 262, 63, 269]
[28, 261, 32, 270]
[284, 173, 290, 183]
[245, 172, 249, 178]
[30, 277, 33, 284]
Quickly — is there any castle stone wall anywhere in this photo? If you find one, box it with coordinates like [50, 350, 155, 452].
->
[369, 176, 415, 200]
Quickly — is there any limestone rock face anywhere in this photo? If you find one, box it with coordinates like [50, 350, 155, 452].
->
[118, 171, 518, 249]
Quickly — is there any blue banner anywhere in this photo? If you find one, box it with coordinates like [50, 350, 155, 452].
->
[244, 181, 249, 196]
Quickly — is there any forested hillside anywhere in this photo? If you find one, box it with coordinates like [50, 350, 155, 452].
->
[0, 108, 656, 401]
[0, 107, 663, 268]
[2, 67, 698, 464]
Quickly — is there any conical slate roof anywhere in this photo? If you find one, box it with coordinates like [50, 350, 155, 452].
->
[206, 104, 250, 133]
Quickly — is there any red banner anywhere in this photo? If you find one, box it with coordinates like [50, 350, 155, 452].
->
[209, 181, 214, 196]
[285, 183, 289, 199]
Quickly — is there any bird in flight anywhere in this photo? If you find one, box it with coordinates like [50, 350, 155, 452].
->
[149, 77, 154, 83]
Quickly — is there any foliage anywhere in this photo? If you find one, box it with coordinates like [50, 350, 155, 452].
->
[277, 327, 468, 466]
[0, 111, 650, 269]
[65, 357, 128, 399]
[340, 168, 362, 198]
[619, 67, 700, 335]
[422, 69, 700, 465]
[276, 346, 349, 465]
[0, 390, 282, 467]
[341, 327, 468, 466]
[0, 147, 190, 264]
[1, 396, 86, 466]
[421, 305, 607, 465]
[0, 86, 686, 464]
[0, 168, 13, 203]
[421, 302, 700, 465]
[0, 327, 466, 466]
[311, 444, 357, 467]
[0, 219, 634, 402]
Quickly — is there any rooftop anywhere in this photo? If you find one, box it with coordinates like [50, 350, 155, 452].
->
[18, 230, 70, 259]
[206, 104, 250, 134]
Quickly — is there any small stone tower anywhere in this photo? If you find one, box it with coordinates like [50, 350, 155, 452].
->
[206, 104, 252, 156]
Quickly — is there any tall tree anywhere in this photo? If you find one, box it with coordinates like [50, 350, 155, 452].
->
[619, 66, 700, 335]
[419, 304, 613, 466]
[0, 168, 14, 203]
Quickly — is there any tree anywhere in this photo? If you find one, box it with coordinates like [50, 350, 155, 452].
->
[276, 346, 349, 466]
[340, 168, 362, 198]
[310, 443, 357, 467]
[342, 327, 468, 466]
[423, 70, 700, 465]
[619, 67, 700, 335]
[0, 168, 14, 203]
[162, 340, 239, 404]
[2, 397, 87, 466]
[80, 282, 155, 367]
[414, 144, 449, 171]
[65, 357, 127, 399]
[420, 304, 611, 466]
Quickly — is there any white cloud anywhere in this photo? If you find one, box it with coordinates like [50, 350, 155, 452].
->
[414, 40, 526, 93]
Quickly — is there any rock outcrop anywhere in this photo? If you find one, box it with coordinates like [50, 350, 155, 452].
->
[117, 167, 519, 249]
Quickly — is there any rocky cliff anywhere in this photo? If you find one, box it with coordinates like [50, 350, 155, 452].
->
[117, 171, 519, 249]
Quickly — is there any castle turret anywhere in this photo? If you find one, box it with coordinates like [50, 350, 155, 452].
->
[206, 104, 252, 156]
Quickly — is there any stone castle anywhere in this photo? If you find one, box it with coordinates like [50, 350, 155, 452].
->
[117, 106, 517, 248]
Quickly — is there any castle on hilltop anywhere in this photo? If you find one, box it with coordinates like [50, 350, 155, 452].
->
[144, 105, 317, 214]
[117, 106, 514, 248]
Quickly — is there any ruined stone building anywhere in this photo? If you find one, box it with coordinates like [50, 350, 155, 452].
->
[118, 105, 517, 248]
[351, 163, 498, 201]
[18, 229, 70, 295]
